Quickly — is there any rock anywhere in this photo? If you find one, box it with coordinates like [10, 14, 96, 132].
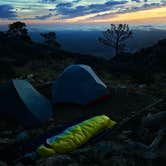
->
[0, 161, 8, 166]
[149, 129, 166, 161]
[79, 155, 88, 165]
[68, 163, 79, 166]
[138, 84, 146, 89]
[124, 140, 157, 160]
[142, 111, 166, 129]
[121, 130, 133, 138]
[15, 162, 25, 166]
[72, 146, 99, 164]
[110, 85, 128, 96]
[44, 155, 74, 166]
[71, 147, 93, 161]
[27, 74, 34, 79]
[109, 156, 128, 166]
[0, 131, 13, 137]
[0, 138, 15, 146]
[94, 141, 113, 160]
[71, 142, 114, 165]
[16, 131, 29, 143]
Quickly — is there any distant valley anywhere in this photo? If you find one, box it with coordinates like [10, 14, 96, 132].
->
[30, 29, 166, 59]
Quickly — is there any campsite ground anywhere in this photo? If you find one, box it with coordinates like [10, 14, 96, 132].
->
[1, 77, 165, 165]
[1, 61, 165, 163]
[0, 35, 166, 165]
[25, 56, 159, 124]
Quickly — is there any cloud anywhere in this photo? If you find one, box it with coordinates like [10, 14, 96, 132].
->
[131, 0, 148, 2]
[0, 4, 17, 19]
[143, 2, 161, 8]
[91, 1, 163, 20]
[40, 0, 57, 3]
[35, 13, 53, 19]
[54, 0, 128, 18]
[0, 0, 165, 24]
[56, 2, 73, 8]
[132, 0, 141, 2]
[40, 0, 82, 4]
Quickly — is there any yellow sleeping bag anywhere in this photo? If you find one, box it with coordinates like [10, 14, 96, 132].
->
[37, 115, 117, 158]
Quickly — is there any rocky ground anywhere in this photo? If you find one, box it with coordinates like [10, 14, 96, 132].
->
[0, 78, 166, 166]
[1, 53, 166, 166]
[0, 26, 166, 166]
[32, 98, 166, 166]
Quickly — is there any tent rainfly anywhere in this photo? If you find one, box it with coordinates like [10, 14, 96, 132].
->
[0, 79, 53, 128]
[52, 64, 109, 105]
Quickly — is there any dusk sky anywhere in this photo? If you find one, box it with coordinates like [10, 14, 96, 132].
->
[0, 0, 166, 30]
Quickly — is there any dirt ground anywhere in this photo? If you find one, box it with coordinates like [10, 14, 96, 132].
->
[53, 92, 156, 124]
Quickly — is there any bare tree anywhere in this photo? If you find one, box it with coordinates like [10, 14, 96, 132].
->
[99, 24, 132, 57]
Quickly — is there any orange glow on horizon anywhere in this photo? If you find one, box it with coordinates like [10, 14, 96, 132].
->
[66, 6, 166, 24]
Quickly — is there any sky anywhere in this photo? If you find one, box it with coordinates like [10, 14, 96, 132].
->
[0, 0, 166, 30]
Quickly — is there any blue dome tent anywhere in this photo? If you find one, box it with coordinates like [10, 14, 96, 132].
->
[52, 64, 109, 105]
[0, 79, 53, 128]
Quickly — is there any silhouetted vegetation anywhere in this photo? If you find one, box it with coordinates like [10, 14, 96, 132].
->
[41, 32, 61, 48]
[7, 21, 31, 42]
[0, 21, 166, 86]
[0, 22, 64, 67]
[131, 71, 154, 85]
[99, 24, 132, 57]
[0, 60, 15, 79]
[133, 38, 166, 71]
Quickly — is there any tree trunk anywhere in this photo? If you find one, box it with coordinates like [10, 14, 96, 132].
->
[115, 36, 120, 57]
[115, 41, 119, 57]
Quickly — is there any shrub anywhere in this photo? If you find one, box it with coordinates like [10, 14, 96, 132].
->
[131, 71, 154, 85]
[0, 61, 15, 79]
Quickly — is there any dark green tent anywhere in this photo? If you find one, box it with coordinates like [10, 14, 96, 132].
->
[0, 79, 53, 128]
